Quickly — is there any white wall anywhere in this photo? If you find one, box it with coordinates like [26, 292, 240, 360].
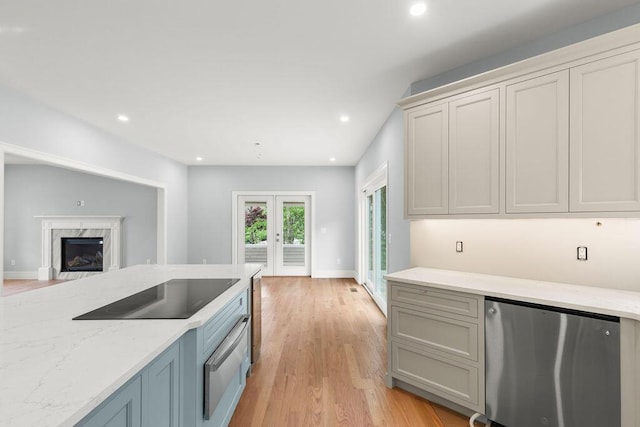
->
[0, 84, 188, 263]
[188, 166, 355, 277]
[5, 165, 158, 274]
[411, 219, 640, 291]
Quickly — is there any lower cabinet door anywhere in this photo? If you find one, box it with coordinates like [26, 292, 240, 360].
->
[78, 376, 142, 427]
[146, 342, 180, 427]
[391, 341, 481, 412]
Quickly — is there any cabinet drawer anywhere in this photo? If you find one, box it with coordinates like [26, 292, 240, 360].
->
[391, 306, 478, 361]
[390, 283, 479, 318]
[202, 292, 247, 356]
[391, 341, 480, 410]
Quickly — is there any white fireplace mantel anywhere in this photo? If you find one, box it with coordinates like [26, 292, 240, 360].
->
[36, 216, 123, 280]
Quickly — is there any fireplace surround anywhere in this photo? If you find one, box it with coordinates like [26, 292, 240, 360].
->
[37, 216, 122, 280]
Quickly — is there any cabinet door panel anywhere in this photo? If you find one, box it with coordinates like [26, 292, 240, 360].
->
[449, 89, 500, 213]
[391, 306, 478, 361]
[570, 51, 640, 211]
[405, 103, 449, 215]
[391, 341, 481, 411]
[79, 376, 142, 427]
[390, 283, 479, 319]
[147, 342, 180, 427]
[506, 71, 569, 213]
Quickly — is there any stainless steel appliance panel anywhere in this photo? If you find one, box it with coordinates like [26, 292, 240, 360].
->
[204, 315, 250, 419]
[485, 298, 620, 427]
[251, 274, 261, 364]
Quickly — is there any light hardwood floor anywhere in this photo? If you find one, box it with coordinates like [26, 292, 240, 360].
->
[229, 277, 473, 427]
[2, 279, 66, 296]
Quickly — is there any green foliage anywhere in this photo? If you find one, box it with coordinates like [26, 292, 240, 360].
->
[244, 204, 305, 245]
[245, 206, 267, 244]
[282, 206, 305, 244]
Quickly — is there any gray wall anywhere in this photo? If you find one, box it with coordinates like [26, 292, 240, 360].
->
[188, 166, 355, 275]
[411, 3, 640, 95]
[4, 165, 157, 272]
[355, 3, 640, 277]
[0, 84, 188, 263]
[355, 103, 411, 277]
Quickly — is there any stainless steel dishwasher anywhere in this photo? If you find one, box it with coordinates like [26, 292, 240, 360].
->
[485, 297, 620, 427]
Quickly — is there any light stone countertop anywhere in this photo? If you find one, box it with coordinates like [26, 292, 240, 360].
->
[385, 267, 640, 321]
[0, 263, 262, 427]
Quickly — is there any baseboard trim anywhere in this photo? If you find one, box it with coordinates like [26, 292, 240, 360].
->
[5, 271, 39, 280]
[312, 270, 357, 279]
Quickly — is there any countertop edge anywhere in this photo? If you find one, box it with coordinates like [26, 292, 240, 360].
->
[385, 267, 640, 322]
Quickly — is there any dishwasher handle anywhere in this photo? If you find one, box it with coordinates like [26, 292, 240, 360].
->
[206, 315, 250, 371]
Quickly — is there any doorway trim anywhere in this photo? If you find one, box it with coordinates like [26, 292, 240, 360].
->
[358, 161, 388, 313]
[231, 191, 316, 277]
[0, 142, 168, 296]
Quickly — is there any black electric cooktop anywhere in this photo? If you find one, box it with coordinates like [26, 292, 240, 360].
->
[73, 278, 240, 320]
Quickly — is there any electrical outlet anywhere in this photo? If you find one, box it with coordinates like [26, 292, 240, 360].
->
[456, 241, 463, 253]
[10, 259, 15, 266]
[336, 258, 341, 265]
[146, 259, 151, 264]
[202, 258, 207, 264]
[577, 246, 588, 261]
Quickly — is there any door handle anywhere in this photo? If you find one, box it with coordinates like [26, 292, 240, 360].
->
[276, 232, 280, 242]
[206, 315, 250, 371]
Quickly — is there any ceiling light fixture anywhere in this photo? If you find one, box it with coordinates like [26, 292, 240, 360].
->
[196, 156, 203, 161]
[409, 2, 427, 16]
[117, 114, 129, 122]
[330, 157, 336, 162]
[339, 115, 350, 123]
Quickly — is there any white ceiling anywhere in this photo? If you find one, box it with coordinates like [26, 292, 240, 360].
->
[0, 0, 637, 166]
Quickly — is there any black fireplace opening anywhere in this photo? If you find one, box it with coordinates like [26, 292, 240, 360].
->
[61, 237, 104, 272]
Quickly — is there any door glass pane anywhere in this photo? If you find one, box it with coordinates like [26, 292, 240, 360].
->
[244, 202, 268, 266]
[367, 194, 374, 284]
[376, 186, 387, 299]
[282, 202, 305, 267]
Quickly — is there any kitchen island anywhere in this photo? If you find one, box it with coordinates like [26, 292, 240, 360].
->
[0, 264, 261, 426]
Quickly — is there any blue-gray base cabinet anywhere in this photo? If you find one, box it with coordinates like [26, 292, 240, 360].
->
[182, 289, 251, 427]
[76, 288, 251, 427]
[78, 376, 143, 427]
[76, 340, 179, 427]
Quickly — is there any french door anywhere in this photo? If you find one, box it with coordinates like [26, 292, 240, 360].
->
[362, 164, 388, 313]
[236, 194, 311, 276]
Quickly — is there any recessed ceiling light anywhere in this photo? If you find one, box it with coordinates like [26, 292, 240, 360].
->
[117, 114, 129, 122]
[196, 156, 203, 161]
[409, 2, 427, 16]
[329, 157, 336, 162]
[339, 115, 350, 123]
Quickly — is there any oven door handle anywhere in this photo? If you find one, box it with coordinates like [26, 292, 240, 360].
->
[207, 315, 250, 371]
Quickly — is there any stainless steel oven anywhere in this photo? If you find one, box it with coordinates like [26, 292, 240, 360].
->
[203, 314, 250, 420]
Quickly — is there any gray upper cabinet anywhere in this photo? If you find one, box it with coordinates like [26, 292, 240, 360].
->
[570, 51, 640, 212]
[401, 29, 640, 219]
[449, 89, 500, 214]
[506, 71, 569, 213]
[405, 102, 449, 216]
